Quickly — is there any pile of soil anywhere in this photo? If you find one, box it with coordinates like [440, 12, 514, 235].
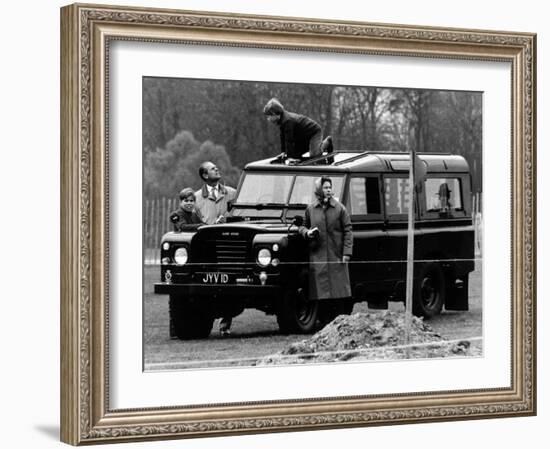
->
[256, 311, 478, 366]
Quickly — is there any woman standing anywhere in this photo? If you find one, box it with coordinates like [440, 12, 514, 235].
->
[301, 176, 353, 302]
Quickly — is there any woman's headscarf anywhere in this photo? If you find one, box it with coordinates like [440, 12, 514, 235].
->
[314, 176, 332, 203]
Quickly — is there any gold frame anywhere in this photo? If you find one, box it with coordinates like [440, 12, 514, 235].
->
[60, 3, 536, 445]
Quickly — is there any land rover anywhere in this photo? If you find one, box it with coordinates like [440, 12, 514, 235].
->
[154, 151, 475, 339]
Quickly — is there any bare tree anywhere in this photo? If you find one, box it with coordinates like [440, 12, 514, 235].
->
[142, 79, 482, 200]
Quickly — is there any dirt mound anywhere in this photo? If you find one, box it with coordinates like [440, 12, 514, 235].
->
[256, 311, 478, 366]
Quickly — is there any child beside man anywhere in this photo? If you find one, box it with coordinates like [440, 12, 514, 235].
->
[169, 187, 203, 232]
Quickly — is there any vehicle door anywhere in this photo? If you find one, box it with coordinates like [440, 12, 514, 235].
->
[345, 174, 389, 295]
[417, 174, 475, 272]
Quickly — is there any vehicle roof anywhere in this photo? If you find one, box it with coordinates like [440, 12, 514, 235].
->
[244, 151, 470, 174]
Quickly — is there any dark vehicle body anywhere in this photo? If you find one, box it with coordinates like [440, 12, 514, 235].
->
[155, 151, 475, 339]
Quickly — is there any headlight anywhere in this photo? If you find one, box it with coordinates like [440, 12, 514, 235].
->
[174, 247, 188, 265]
[257, 248, 272, 267]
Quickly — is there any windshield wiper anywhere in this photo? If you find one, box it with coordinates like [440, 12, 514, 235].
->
[231, 202, 285, 209]
[254, 203, 285, 209]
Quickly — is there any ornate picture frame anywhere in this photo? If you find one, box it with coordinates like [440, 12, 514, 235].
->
[60, 3, 536, 445]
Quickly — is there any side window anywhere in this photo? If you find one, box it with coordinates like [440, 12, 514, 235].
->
[348, 176, 381, 218]
[384, 177, 411, 217]
[289, 175, 344, 204]
[425, 178, 463, 212]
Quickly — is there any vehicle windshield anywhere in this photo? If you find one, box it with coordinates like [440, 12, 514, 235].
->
[234, 173, 344, 206]
[236, 174, 294, 204]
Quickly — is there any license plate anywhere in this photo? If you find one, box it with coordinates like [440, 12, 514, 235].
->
[200, 272, 230, 284]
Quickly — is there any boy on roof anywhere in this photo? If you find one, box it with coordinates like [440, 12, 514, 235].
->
[263, 98, 332, 161]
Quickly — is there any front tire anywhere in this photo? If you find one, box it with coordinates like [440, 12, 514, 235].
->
[170, 295, 214, 339]
[277, 287, 319, 334]
[413, 263, 445, 318]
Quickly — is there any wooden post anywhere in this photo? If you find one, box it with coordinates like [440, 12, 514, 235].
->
[475, 192, 482, 256]
[153, 198, 159, 248]
[404, 136, 417, 353]
[149, 198, 155, 251]
[144, 199, 150, 262]
[161, 197, 166, 237]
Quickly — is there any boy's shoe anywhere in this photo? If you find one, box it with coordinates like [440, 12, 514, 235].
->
[320, 135, 333, 153]
[220, 329, 231, 337]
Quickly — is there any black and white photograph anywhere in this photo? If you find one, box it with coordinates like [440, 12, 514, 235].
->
[143, 77, 483, 371]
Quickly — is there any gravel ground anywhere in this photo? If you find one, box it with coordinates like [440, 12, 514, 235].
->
[144, 263, 482, 370]
[256, 311, 481, 366]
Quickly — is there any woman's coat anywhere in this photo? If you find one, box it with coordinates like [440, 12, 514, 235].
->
[301, 197, 353, 300]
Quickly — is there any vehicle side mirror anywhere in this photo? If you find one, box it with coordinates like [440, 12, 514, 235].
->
[293, 215, 304, 227]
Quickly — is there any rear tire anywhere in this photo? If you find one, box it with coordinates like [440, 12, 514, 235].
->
[277, 287, 319, 334]
[170, 295, 214, 339]
[413, 263, 445, 318]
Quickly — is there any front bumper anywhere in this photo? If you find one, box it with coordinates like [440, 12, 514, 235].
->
[154, 282, 282, 299]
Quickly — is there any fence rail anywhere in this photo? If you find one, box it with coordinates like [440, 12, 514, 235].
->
[144, 197, 179, 249]
[144, 194, 483, 265]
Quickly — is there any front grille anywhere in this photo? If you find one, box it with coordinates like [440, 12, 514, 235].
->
[193, 230, 252, 272]
[214, 239, 248, 265]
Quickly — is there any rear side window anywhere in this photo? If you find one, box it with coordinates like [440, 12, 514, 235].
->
[348, 176, 382, 219]
[425, 178, 463, 212]
[384, 177, 411, 217]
